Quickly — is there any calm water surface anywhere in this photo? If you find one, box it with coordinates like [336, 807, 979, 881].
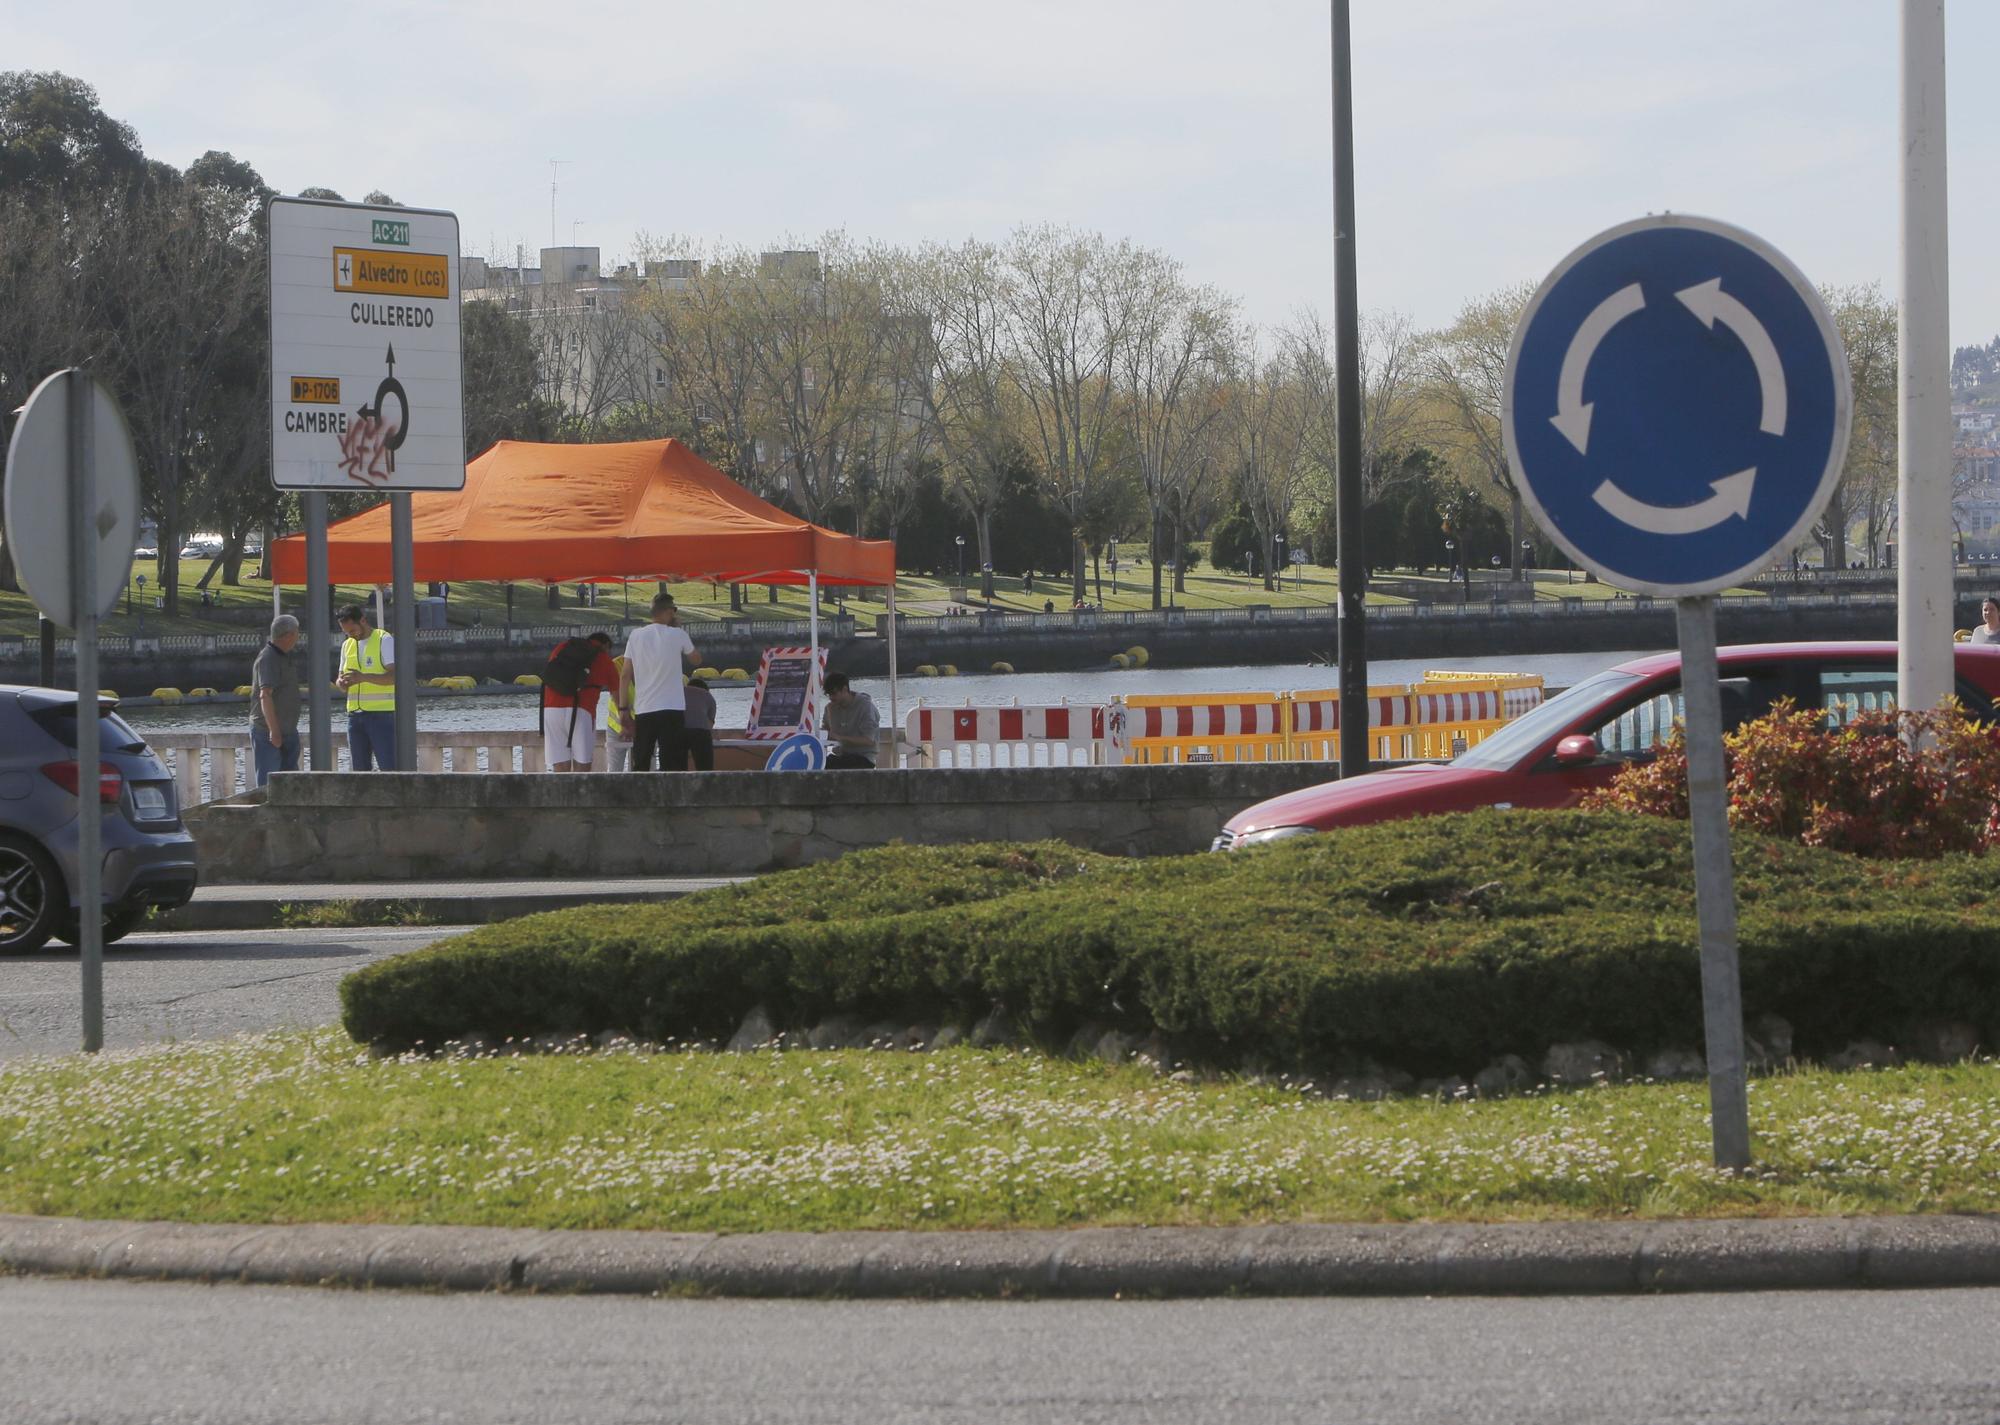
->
[124, 650, 1662, 734]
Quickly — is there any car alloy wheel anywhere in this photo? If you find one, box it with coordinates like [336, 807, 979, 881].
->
[0, 834, 63, 955]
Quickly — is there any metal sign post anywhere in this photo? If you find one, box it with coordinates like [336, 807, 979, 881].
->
[66, 374, 104, 1051]
[391, 493, 417, 768]
[1676, 595, 1751, 1167]
[305, 493, 332, 768]
[1503, 215, 1851, 1170]
[3, 368, 141, 1054]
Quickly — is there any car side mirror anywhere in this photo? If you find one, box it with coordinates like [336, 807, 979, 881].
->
[1554, 734, 1600, 767]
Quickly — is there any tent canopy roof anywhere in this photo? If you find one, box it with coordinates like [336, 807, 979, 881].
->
[270, 439, 895, 587]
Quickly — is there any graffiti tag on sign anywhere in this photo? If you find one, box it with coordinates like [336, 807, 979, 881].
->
[337, 414, 395, 487]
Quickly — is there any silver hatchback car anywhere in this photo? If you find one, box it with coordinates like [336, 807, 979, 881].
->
[0, 685, 197, 954]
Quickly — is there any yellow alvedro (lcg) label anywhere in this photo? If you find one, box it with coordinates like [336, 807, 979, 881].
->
[290, 376, 340, 404]
[332, 248, 450, 300]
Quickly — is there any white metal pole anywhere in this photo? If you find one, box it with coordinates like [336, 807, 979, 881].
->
[808, 570, 819, 663]
[1899, 0, 1954, 713]
[885, 580, 900, 762]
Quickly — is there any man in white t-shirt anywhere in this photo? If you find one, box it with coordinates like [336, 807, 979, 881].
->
[620, 591, 701, 771]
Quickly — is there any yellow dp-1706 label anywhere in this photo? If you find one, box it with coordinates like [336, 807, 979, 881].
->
[290, 376, 341, 404]
[332, 248, 451, 299]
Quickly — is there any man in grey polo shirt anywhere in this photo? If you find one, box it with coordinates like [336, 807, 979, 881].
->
[251, 614, 303, 786]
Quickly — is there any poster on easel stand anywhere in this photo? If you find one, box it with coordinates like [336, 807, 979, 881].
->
[743, 646, 829, 740]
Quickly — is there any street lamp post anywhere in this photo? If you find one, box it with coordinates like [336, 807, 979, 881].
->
[135, 574, 146, 635]
[1444, 540, 1466, 604]
[955, 534, 965, 582]
[1274, 532, 1287, 593]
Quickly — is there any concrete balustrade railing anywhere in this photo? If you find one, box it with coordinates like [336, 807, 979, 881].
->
[145, 730, 573, 806]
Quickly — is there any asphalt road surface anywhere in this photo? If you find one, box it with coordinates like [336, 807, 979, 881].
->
[0, 925, 466, 1059]
[4, 1277, 1998, 1423]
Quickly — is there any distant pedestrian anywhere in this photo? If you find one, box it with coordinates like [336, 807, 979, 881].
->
[1973, 597, 2000, 646]
[540, 630, 619, 771]
[334, 603, 397, 770]
[682, 676, 717, 771]
[1043, 599, 1055, 614]
[250, 614, 302, 787]
[622, 592, 700, 771]
[822, 671, 880, 769]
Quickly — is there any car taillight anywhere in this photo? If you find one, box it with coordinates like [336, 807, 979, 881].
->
[41, 761, 122, 804]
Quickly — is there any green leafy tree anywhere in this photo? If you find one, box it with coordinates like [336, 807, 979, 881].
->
[462, 299, 559, 457]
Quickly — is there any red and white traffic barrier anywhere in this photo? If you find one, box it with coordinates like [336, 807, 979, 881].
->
[903, 702, 1121, 767]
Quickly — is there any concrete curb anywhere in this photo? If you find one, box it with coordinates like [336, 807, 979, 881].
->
[148, 878, 750, 933]
[5, 1213, 1999, 1299]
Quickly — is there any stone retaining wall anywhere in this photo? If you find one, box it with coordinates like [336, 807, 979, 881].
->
[185, 764, 1339, 882]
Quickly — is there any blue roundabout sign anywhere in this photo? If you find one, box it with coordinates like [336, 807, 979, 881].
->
[1503, 215, 1851, 597]
[764, 732, 827, 771]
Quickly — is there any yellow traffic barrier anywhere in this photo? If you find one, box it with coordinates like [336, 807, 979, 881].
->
[1120, 673, 1545, 766]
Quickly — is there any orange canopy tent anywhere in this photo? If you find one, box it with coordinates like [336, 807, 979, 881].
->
[270, 438, 904, 741]
[269, 438, 895, 587]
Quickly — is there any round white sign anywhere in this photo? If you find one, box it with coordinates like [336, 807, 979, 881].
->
[3, 369, 143, 629]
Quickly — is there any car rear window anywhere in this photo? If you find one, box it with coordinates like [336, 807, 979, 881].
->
[27, 706, 149, 755]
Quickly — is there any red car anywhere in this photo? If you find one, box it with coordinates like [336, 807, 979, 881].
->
[1214, 642, 2000, 850]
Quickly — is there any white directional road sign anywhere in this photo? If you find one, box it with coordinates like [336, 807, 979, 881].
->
[1502, 215, 1850, 597]
[3, 369, 141, 629]
[268, 197, 465, 491]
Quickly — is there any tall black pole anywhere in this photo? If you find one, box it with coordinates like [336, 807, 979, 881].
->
[1331, 0, 1369, 779]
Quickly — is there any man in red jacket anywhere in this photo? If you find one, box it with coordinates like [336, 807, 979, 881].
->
[542, 630, 620, 772]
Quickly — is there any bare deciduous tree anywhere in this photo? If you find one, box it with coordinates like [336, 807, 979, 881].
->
[1424, 283, 1536, 580]
[1119, 252, 1236, 607]
[999, 226, 1149, 601]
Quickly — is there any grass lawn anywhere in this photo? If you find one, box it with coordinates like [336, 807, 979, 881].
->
[1, 1029, 1994, 1233]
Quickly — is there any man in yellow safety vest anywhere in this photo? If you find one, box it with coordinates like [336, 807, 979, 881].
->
[335, 602, 398, 771]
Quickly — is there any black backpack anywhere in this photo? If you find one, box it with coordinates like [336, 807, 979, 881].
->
[543, 638, 598, 698]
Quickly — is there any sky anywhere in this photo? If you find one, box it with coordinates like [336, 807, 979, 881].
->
[10, 0, 2000, 345]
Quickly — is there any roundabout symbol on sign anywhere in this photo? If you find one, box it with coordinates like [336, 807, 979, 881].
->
[1503, 214, 1851, 598]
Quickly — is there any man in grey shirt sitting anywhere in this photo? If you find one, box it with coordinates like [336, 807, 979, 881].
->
[822, 671, 880, 769]
[251, 614, 303, 786]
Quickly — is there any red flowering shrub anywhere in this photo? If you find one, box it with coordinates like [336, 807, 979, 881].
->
[1584, 699, 2000, 858]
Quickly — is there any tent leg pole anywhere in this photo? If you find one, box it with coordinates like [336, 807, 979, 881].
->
[886, 581, 899, 765]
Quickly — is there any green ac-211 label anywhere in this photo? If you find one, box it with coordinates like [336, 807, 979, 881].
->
[371, 220, 411, 246]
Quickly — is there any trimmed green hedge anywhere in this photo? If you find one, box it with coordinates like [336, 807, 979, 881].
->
[340, 814, 2000, 1073]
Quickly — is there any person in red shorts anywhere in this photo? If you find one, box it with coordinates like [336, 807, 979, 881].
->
[541, 630, 620, 772]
